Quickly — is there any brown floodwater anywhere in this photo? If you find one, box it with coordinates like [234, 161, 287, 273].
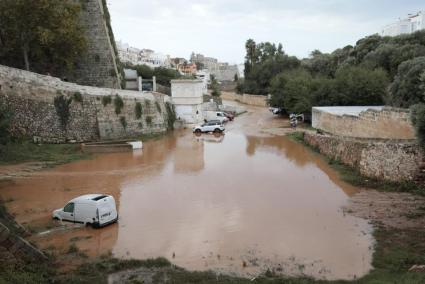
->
[0, 106, 373, 280]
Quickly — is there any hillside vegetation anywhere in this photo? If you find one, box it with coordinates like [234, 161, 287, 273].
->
[238, 31, 425, 147]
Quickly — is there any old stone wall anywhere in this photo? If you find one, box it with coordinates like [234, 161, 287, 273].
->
[304, 132, 423, 182]
[0, 65, 170, 142]
[221, 92, 268, 107]
[312, 107, 415, 140]
[69, 0, 121, 89]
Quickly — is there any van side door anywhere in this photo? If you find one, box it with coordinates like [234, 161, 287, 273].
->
[61, 202, 75, 222]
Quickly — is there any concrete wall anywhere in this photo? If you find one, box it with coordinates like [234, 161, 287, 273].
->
[304, 132, 423, 182]
[69, 0, 121, 89]
[221, 92, 268, 107]
[0, 65, 170, 142]
[312, 107, 416, 140]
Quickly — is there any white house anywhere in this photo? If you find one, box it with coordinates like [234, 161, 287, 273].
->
[382, 11, 425, 37]
[171, 80, 204, 125]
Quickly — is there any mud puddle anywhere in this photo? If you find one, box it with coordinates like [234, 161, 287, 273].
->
[0, 106, 373, 280]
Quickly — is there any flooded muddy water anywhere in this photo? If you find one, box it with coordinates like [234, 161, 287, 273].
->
[0, 106, 373, 280]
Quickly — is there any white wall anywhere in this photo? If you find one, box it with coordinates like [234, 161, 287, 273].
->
[171, 80, 204, 124]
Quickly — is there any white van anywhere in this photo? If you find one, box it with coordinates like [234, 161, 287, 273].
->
[205, 111, 229, 123]
[52, 194, 118, 228]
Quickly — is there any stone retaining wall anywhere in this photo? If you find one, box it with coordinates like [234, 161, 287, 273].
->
[0, 65, 171, 142]
[312, 107, 415, 140]
[221, 92, 268, 107]
[0, 222, 47, 262]
[304, 132, 423, 182]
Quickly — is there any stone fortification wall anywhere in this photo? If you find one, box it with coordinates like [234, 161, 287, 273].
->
[69, 0, 121, 89]
[0, 65, 170, 142]
[304, 132, 423, 182]
[312, 107, 415, 140]
[221, 92, 268, 107]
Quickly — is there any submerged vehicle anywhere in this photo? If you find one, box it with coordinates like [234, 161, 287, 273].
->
[52, 194, 118, 228]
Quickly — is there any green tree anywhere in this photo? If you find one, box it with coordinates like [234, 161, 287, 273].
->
[0, 0, 86, 75]
[244, 39, 258, 78]
[269, 69, 314, 113]
[387, 56, 425, 108]
[129, 64, 181, 87]
[210, 74, 221, 97]
[334, 66, 389, 106]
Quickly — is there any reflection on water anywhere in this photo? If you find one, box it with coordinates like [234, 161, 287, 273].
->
[0, 110, 373, 280]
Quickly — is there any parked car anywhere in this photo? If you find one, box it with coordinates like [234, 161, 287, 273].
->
[269, 107, 286, 115]
[223, 111, 235, 121]
[193, 120, 225, 133]
[52, 194, 118, 228]
[204, 111, 229, 124]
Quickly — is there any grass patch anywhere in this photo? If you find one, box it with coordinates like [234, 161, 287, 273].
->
[67, 244, 79, 254]
[0, 141, 89, 165]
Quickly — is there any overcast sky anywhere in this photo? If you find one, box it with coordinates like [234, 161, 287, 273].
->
[108, 0, 424, 64]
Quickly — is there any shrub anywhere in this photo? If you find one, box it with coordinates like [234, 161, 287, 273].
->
[387, 57, 425, 108]
[165, 102, 176, 129]
[119, 116, 127, 129]
[411, 103, 425, 149]
[0, 100, 11, 145]
[155, 101, 161, 113]
[73, 92, 83, 103]
[135, 102, 143, 119]
[145, 116, 152, 125]
[54, 94, 73, 128]
[67, 244, 79, 254]
[114, 95, 124, 115]
[102, 95, 112, 106]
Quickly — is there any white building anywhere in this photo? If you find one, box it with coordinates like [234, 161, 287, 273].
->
[139, 49, 171, 69]
[116, 41, 171, 68]
[171, 80, 204, 125]
[382, 11, 425, 37]
[116, 41, 140, 65]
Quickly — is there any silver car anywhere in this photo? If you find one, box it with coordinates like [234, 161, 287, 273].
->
[193, 120, 225, 133]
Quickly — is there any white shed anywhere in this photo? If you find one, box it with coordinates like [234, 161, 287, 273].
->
[171, 80, 204, 125]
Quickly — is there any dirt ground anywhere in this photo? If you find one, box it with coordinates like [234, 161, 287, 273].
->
[344, 190, 425, 229]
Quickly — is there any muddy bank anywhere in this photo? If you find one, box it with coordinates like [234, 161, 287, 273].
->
[345, 190, 425, 229]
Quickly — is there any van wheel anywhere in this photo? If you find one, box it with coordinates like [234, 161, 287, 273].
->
[53, 217, 59, 220]
[214, 128, 221, 133]
[195, 129, 201, 133]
